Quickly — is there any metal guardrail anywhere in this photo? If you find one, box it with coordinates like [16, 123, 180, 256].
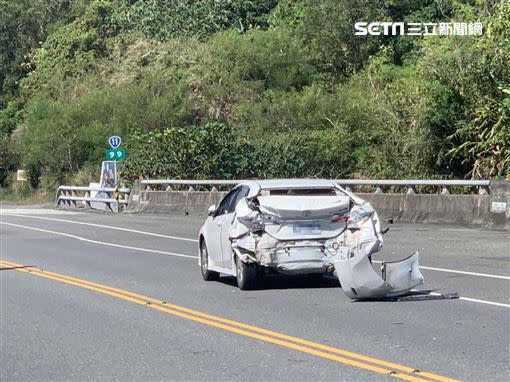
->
[141, 179, 239, 186]
[56, 185, 131, 212]
[140, 179, 490, 195]
[55, 179, 491, 213]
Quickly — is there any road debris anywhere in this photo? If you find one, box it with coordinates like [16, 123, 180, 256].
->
[333, 251, 425, 300]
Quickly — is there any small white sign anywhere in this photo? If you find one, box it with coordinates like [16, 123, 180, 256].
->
[16, 170, 27, 181]
[132, 194, 140, 202]
[491, 201, 507, 213]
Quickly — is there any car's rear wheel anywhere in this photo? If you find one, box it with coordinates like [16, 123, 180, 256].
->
[200, 241, 219, 281]
[236, 256, 258, 290]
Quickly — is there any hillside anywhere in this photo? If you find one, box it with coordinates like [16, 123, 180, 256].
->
[0, 0, 508, 195]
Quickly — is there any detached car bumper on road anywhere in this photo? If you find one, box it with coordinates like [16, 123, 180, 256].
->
[198, 179, 423, 298]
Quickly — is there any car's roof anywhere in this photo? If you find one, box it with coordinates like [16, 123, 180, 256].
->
[239, 179, 338, 190]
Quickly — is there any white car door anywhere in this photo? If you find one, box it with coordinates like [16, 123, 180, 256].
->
[219, 186, 250, 269]
[208, 188, 241, 268]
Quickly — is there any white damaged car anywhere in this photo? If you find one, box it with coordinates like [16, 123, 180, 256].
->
[198, 179, 423, 297]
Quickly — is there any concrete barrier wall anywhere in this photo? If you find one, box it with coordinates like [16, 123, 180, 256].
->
[133, 190, 228, 215]
[128, 180, 509, 230]
[360, 194, 494, 227]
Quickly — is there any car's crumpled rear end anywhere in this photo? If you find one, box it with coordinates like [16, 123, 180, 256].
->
[229, 186, 423, 299]
[229, 192, 355, 274]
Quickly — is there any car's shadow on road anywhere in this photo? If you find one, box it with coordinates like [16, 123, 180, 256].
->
[352, 290, 459, 303]
[215, 277, 459, 302]
[217, 274, 340, 290]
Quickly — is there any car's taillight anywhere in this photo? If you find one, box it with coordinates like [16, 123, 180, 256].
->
[331, 214, 349, 222]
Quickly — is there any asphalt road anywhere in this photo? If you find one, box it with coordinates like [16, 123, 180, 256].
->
[1, 206, 509, 381]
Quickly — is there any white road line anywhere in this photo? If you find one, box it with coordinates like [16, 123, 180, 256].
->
[0, 222, 197, 259]
[1, 213, 199, 243]
[372, 260, 509, 281]
[3, 221, 509, 309]
[457, 297, 510, 308]
[4, 213, 509, 281]
[428, 292, 510, 308]
[418, 265, 510, 281]
[0, 208, 79, 215]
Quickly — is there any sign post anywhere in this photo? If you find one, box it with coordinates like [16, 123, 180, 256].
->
[105, 136, 125, 212]
[105, 149, 126, 160]
[105, 136, 126, 161]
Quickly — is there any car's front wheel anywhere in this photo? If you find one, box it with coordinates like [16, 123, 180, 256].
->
[200, 241, 219, 281]
[236, 256, 258, 290]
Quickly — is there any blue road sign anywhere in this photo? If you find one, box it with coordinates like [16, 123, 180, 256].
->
[108, 136, 122, 149]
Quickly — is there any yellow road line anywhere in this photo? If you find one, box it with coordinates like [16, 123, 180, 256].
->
[0, 260, 458, 382]
[0, 260, 460, 382]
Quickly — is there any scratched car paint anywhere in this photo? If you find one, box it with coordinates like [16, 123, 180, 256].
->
[198, 179, 424, 297]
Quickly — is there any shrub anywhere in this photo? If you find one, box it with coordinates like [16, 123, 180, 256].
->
[0, 134, 19, 187]
[122, 123, 355, 180]
[190, 28, 314, 124]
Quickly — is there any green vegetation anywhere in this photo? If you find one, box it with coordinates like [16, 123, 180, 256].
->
[1, 0, 508, 196]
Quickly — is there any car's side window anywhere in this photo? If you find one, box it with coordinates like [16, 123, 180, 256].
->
[224, 186, 247, 214]
[216, 188, 241, 216]
[231, 186, 249, 211]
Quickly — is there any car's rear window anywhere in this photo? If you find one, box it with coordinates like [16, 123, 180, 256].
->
[265, 188, 337, 196]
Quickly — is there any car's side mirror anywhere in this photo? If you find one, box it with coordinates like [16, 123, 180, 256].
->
[207, 204, 217, 216]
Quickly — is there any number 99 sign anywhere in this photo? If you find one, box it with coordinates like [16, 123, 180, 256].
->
[105, 149, 126, 160]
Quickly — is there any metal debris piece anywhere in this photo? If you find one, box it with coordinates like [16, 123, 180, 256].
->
[333, 251, 425, 300]
[395, 292, 459, 302]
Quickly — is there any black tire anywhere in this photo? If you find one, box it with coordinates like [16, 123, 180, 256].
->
[200, 241, 219, 281]
[236, 257, 258, 290]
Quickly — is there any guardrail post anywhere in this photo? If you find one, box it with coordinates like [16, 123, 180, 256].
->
[406, 186, 416, 195]
[65, 190, 72, 207]
[70, 190, 77, 207]
[478, 186, 489, 195]
[345, 186, 353, 192]
[441, 186, 450, 195]
[85, 191, 91, 208]
[374, 186, 384, 194]
[166, 185, 173, 191]
[56, 188, 61, 207]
